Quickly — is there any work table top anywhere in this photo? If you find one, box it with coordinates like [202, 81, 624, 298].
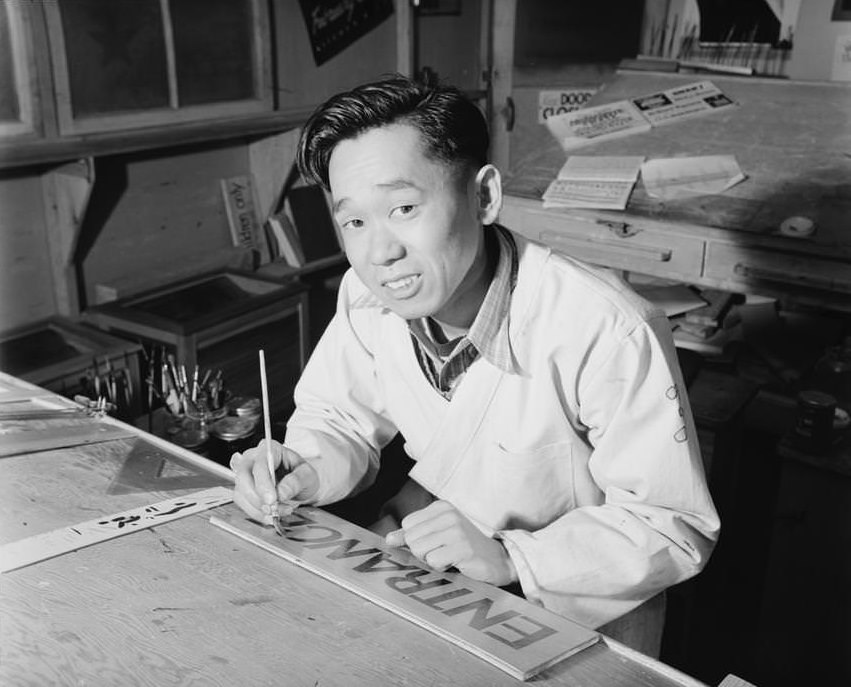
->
[0, 373, 706, 686]
[504, 71, 851, 257]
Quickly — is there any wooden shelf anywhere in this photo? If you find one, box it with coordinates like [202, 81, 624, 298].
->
[0, 108, 314, 171]
[256, 254, 349, 281]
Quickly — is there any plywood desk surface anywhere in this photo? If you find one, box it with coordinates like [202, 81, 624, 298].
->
[506, 71, 851, 256]
[0, 374, 707, 686]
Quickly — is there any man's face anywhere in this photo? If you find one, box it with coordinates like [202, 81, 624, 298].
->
[328, 123, 487, 328]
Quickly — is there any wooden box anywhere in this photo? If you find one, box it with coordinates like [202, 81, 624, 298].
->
[0, 317, 142, 418]
[82, 270, 310, 422]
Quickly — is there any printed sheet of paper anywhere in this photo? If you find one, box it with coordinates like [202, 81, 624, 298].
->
[211, 506, 599, 681]
[633, 283, 708, 317]
[545, 100, 651, 151]
[631, 80, 738, 126]
[831, 34, 851, 82]
[557, 155, 645, 182]
[543, 155, 645, 210]
[641, 155, 746, 200]
[542, 179, 635, 210]
[537, 88, 598, 123]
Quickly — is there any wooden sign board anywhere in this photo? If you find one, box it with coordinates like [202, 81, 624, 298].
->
[211, 506, 599, 681]
[0, 421, 137, 458]
[1, 487, 233, 573]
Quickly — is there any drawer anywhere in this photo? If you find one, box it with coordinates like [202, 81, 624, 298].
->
[500, 198, 705, 280]
[705, 242, 851, 294]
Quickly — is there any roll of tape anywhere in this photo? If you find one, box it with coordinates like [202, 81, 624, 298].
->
[779, 216, 815, 237]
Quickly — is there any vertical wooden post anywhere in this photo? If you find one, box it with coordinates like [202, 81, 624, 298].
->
[248, 127, 301, 221]
[488, 0, 515, 174]
[395, 0, 414, 77]
[40, 158, 95, 317]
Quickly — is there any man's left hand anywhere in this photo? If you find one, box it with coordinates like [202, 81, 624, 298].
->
[386, 500, 518, 586]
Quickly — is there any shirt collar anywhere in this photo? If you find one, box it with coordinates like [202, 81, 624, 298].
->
[348, 225, 520, 374]
[409, 225, 518, 374]
[466, 225, 518, 373]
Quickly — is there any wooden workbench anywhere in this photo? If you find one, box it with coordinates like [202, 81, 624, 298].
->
[0, 372, 709, 686]
[501, 70, 851, 312]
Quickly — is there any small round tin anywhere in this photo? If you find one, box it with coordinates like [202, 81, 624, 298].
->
[211, 415, 258, 441]
[172, 426, 208, 449]
[226, 396, 262, 418]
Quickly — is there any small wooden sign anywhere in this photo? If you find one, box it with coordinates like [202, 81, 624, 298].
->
[1, 487, 233, 573]
[211, 506, 599, 681]
[220, 174, 271, 263]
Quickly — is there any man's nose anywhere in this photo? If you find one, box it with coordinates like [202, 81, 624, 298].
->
[369, 225, 405, 265]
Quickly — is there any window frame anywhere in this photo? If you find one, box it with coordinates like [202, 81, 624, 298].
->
[44, 0, 272, 135]
[0, 0, 37, 139]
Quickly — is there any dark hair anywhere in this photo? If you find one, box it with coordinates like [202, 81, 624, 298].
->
[296, 75, 489, 189]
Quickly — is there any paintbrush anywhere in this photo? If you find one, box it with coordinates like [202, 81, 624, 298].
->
[258, 349, 283, 534]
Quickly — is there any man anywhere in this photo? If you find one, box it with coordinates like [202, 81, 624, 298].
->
[230, 75, 719, 656]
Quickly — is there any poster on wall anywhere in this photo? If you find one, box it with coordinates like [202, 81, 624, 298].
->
[298, 0, 394, 66]
[831, 34, 851, 82]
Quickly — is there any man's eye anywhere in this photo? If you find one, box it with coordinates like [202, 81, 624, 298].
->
[391, 204, 416, 218]
[341, 218, 364, 230]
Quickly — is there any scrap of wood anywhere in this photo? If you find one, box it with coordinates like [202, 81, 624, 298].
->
[210, 506, 599, 681]
[718, 674, 758, 687]
[0, 486, 233, 573]
[685, 289, 739, 327]
[0, 389, 56, 404]
[0, 423, 137, 458]
[676, 319, 718, 339]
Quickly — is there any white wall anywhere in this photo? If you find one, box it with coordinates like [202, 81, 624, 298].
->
[789, 0, 851, 80]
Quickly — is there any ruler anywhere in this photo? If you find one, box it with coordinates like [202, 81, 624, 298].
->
[1, 486, 233, 573]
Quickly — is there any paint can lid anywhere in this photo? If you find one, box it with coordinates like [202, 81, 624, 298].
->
[226, 396, 262, 417]
[211, 416, 257, 441]
[797, 390, 837, 409]
[172, 427, 208, 448]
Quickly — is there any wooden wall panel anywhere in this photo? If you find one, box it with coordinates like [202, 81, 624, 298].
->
[416, 0, 484, 90]
[272, 0, 398, 113]
[0, 172, 55, 331]
[79, 143, 251, 306]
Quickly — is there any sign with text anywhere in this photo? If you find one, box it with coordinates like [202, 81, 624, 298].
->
[537, 88, 598, 123]
[211, 506, 598, 681]
[1, 487, 233, 573]
[220, 175, 271, 263]
[298, 0, 394, 66]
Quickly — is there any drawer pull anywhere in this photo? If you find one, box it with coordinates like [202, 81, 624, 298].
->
[541, 231, 672, 262]
[734, 264, 851, 292]
[597, 220, 639, 238]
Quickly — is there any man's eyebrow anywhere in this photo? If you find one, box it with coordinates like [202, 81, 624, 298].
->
[333, 197, 350, 214]
[377, 178, 420, 191]
[332, 179, 421, 214]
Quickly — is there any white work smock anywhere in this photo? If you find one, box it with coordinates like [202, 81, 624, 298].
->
[283, 230, 720, 629]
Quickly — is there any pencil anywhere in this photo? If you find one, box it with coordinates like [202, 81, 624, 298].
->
[258, 350, 277, 517]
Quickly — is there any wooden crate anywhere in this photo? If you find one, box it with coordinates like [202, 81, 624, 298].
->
[0, 317, 142, 419]
[82, 270, 310, 423]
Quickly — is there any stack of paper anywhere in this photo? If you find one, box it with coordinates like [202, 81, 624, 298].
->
[631, 80, 738, 127]
[542, 155, 645, 210]
[545, 80, 738, 152]
[640, 155, 746, 200]
[545, 100, 651, 151]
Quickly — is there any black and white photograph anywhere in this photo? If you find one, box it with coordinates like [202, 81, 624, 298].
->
[1, 1, 849, 686]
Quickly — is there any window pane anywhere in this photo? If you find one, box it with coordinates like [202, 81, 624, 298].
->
[0, 2, 20, 122]
[170, 0, 256, 106]
[59, 0, 169, 117]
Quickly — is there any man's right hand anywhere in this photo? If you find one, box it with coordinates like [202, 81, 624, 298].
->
[229, 439, 319, 524]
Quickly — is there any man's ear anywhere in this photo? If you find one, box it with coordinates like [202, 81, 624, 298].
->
[474, 164, 503, 225]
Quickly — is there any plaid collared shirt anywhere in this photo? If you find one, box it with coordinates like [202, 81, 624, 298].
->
[408, 226, 518, 400]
